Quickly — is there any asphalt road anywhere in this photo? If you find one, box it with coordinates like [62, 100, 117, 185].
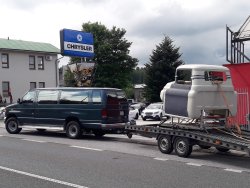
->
[0, 119, 250, 188]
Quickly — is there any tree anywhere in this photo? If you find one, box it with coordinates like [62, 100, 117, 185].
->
[68, 22, 138, 90]
[144, 36, 184, 102]
[132, 67, 146, 84]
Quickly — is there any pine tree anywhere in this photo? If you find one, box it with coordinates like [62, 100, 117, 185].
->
[144, 36, 184, 102]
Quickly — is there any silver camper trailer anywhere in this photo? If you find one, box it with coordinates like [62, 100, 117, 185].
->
[160, 64, 237, 122]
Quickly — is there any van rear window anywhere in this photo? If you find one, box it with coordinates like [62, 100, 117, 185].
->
[106, 91, 126, 104]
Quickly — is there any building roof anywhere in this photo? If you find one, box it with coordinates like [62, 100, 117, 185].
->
[0, 38, 60, 54]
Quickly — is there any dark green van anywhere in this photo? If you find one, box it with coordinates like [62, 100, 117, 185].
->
[4, 87, 129, 139]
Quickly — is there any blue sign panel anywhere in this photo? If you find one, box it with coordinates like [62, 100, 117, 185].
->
[60, 29, 94, 58]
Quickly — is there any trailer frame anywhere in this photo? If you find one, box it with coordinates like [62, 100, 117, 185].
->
[125, 121, 250, 158]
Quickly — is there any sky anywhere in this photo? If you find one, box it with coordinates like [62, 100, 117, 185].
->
[0, 0, 250, 67]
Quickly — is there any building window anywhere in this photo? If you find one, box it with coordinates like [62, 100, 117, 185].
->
[37, 56, 44, 70]
[30, 82, 36, 89]
[29, 56, 35, 70]
[2, 53, 9, 68]
[2, 81, 9, 97]
[38, 82, 45, 88]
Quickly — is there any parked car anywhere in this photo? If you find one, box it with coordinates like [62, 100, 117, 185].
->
[141, 102, 164, 121]
[129, 106, 139, 120]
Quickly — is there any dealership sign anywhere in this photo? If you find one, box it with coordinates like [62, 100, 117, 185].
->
[60, 29, 94, 58]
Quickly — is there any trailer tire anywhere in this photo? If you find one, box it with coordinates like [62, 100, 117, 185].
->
[158, 135, 173, 154]
[216, 147, 230, 152]
[174, 137, 192, 158]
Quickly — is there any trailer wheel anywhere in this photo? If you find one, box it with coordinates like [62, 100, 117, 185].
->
[216, 147, 230, 152]
[174, 137, 192, 158]
[158, 135, 173, 154]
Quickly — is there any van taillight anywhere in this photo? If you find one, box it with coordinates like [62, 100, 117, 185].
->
[101, 109, 107, 118]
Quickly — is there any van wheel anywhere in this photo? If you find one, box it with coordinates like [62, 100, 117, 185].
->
[66, 121, 82, 139]
[5, 117, 22, 134]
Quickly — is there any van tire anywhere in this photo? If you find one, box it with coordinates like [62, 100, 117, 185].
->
[5, 117, 22, 134]
[66, 121, 82, 139]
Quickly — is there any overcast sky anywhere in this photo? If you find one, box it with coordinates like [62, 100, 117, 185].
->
[0, 0, 249, 67]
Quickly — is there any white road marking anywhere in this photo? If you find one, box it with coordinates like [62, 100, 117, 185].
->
[70, 145, 103, 151]
[22, 139, 46, 143]
[0, 165, 88, 188]
[224, 168, 243, 173]
[186, 163, 202, 167]
[154, 157, 169, 161]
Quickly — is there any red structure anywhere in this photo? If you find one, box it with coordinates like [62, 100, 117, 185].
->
[224, 63, 250, 129]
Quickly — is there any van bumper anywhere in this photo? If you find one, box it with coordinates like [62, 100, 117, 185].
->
[101, 122, 128, 130]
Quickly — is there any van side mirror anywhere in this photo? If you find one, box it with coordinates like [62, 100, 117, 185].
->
[17, 98, 22, 104]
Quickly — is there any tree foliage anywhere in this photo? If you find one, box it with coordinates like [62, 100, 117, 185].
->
[68, 22, 138, 90]
[144, 36, 184, 102]
[132, 67, 146, 84]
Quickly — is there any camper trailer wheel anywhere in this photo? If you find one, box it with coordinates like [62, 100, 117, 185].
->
[5, 117, 22, 134]
[174, 137, 192, 158]
[158, 135, 173, 154]
[66, 121, 82, 139]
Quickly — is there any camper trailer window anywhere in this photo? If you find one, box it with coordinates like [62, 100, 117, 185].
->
[176, 69, 192, 85]
[205, 71, 226, 82]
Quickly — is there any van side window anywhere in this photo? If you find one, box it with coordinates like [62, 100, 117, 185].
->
[176, 69, 192, 85]
[37, 90, 59, 104]
[92, 91, 102, 104]
[22, 90, 35, 103]
[60, 90, 89, 104]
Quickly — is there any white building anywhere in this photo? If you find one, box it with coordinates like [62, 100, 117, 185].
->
[0, 38, 60, 103]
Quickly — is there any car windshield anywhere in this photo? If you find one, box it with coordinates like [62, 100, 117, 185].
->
[147, 104, 162, 109]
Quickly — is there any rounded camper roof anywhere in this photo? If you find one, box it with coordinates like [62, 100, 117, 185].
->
[177, 64, 229, 71]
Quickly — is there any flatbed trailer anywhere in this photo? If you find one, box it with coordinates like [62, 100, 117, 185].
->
[125, 122, 250, 158]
